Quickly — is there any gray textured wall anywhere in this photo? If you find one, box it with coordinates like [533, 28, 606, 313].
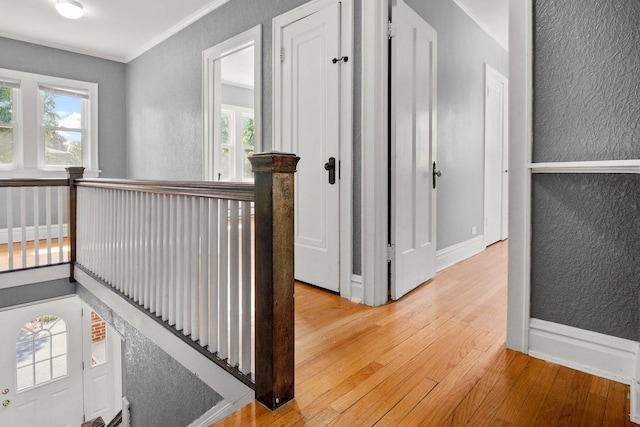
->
[533, 0, 640, 163]
[126, 0, 314, 181]
[532, 0, 640, 340]
[0, 37, 127, 178]
[76, 285, 222, 427]
[405, 0, 508, 249]
[0, 279, 75, 308]
[126, 0, 365, 272]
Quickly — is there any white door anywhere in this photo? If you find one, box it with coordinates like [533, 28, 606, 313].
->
[483, 65, 509, 246]
[82, 306, 123, 423]
[390, 0, 438, 300]
[0, 297, 83, 426]
[277, 2, 342, 291]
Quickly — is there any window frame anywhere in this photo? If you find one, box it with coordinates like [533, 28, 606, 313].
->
[202, 25, 261, 182]
[221, 103, 256, 182]
[0, 68, 99, 178]
[0, 80, 21, 169]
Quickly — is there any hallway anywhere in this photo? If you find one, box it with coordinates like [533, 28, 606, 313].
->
[213, 242, 635, 426]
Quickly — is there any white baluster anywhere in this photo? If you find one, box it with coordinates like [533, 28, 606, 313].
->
[208, 198, 219, 353]
[57, 187, 64, 264]
[20, 187, 26, 268]
[219, 198, 229, 360]
[6, 188, 13, 270]
[45, 187, 52, 265]
[241, 200, 253, 374]
[229, 200, 240, 367]
[190, 196, 199, 341]
[33, 187, 39, 267]
[199, 197, 209, 347]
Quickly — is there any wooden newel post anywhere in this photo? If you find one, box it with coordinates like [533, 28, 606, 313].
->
[66, 166, 85, 282]
[249, 151, 300, 410]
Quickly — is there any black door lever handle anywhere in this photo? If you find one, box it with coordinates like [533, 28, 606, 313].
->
[324, 157, 336, 184]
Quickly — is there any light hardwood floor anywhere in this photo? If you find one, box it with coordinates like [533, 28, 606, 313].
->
[0, 238, 69, 272]
[212, 241, 636, 426]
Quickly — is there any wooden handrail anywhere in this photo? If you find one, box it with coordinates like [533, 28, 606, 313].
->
[0, 178, 69, 187]
[76, 178, 254, 201]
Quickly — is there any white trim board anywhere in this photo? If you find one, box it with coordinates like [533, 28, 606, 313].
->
[0, 224, 68, 245]
[360, 0, 389, 307]
[435, 235, 485, 272]
[75, 269, 254, 423]
[528, 319, 638, 385]
[0, 264, 69, 289]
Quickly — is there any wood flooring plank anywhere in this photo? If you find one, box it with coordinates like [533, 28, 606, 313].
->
[526, 364, 576, 426]
[603, 381, 630, 426]
[212, 242, 637, 427]
[447, 348, 517, 426]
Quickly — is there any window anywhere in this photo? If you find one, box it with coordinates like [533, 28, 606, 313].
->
[0, 79, 18, 166]
[203, 25, 261, 182]
[219, 104, 255, 181]
[0, 68, 98, 178]
[90, 311, 107, 366]
[16, 315, 68, 391]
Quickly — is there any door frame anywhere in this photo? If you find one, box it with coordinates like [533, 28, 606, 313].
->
[360, 0, 390, 306]
[483, 63, 509, 246]
[506, 0, 532, 353]
[272, 0, 354, 300]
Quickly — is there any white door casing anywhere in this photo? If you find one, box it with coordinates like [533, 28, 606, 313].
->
[484, 64, 509, 246]
[273, 0, 353, 295]
[0, 297, 83, 427]
[390, 0, 438, 300]
[82, 305, 123, 423]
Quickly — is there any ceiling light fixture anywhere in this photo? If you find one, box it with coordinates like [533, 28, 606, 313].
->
[55, 0, 84, 20]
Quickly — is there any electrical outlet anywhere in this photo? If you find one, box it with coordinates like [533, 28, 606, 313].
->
[471, 226, 477, 235]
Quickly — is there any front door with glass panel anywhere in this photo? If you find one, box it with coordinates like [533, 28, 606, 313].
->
[0, 297, 83, 426]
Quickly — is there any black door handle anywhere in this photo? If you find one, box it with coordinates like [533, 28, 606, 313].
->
[433, 161, 442, 189]
[324, 157, 336, 185]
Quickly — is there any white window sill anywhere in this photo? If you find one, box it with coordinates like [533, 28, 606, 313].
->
[0, 168, 101, 179]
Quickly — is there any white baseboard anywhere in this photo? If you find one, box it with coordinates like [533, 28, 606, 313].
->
[435, 235, 485, 272]
[188, 397, 253, 427]
[528, 319, 638, 385]
[75, 269, 255, 417]
[350, 275, 363, 303]
[0, 224, 68, 245]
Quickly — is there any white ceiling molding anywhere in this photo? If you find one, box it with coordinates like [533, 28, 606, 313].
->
[0, 0, 230, 63]
[124, 0, 229, 63]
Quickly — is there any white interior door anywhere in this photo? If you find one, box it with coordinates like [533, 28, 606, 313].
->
[390, 0, 438, 300]
[0, 297, 83, 426]
[278, 2, 342, 291]
[82, 305, 123, 423]
[483, 65, 509, 246]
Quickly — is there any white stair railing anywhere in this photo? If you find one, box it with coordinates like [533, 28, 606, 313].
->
[76, 180, 255, 377]
[1, 180, 69, 272]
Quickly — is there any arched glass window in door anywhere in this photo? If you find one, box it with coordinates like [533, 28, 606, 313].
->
[15, 315, 68, 391]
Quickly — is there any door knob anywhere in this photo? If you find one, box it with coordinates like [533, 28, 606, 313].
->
[433, 161, 442, 189]
[1, 388, 7, 395]
[324, 157, 336, 185]
[2, 400, 9, 407]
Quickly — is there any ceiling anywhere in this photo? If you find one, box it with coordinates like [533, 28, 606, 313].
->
[0, 0, 229, 63]
[453, 0, 509, 51]
[0, 0, 507, 64]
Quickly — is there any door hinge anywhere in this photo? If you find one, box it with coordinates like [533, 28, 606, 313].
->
[82, 361, 85, 370]
[280, 48, 285, 63]
[386, 244, 395, 263]
[387, 21, 396, 39]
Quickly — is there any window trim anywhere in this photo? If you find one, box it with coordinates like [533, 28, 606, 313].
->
[0, 67, 99, 178]
[202, 25, 261, 182]
[221, 103, 255, 182]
